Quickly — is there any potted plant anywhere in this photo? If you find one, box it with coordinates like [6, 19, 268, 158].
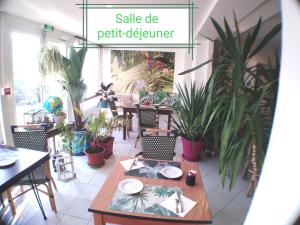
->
[81, 112, 106, 167]
[97, 82, 114, 109]
[53, 111, 66, 125]
[39, 46, 88, 155]
[177, 13, 280, 194]
[172, 82, 221, 161]
[97, 116, 122, 159]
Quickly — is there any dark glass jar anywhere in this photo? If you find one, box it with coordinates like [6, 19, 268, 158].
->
[186, 173, 196, 186]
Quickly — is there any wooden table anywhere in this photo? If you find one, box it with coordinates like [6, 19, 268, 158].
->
[122, 106, 173, 140]
[0, 145, 49, 219]
[89, 157, 212, 225]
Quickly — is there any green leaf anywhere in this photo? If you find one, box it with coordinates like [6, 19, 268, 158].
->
[249, 23, 281, 58]
[178, 59, 212, 75]
[242, 17, 262, 60]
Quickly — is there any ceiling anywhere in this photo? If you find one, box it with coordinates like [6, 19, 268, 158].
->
[0, 0, 281, 40]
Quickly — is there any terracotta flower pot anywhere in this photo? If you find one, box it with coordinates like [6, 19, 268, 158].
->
[85, 146, 105, 167]
[181, 137, 206, 162]
[91, 137, 114, 159]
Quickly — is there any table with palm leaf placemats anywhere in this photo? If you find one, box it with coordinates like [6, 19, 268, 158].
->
[88, 157, 212, 225]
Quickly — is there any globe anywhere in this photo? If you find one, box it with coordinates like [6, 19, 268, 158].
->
[43, 96, 63, 114]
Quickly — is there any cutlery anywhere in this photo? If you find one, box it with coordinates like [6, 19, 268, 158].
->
[175, 199, 179, 213]
[129, 158, 137, 170]
[177, 192, 184, 213]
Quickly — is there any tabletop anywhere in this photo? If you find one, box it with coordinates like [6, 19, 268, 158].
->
[122, 105, 173, 112]
[89, 156, 212, 224]
[0, 145, 49, 193]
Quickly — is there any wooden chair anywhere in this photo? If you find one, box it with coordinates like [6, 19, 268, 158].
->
[135, 104, 159, 148]
[8, 125, 57, 215]
[136, 128, 177, 160]
[108, 98, 132, 138]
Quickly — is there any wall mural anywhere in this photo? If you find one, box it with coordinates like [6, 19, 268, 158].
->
[110, 50, 175, 94]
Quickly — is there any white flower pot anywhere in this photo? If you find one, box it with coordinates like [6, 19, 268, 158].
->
[53, 115, 65, 125]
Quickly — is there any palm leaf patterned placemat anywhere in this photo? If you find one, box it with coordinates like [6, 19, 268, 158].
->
[110, 184, 182, 217]
[124, 159, 181, 180]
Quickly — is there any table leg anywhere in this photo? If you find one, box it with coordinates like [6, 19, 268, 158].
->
[129, 112, 133, 131]
[167, 113, 172, 136]
[28, 173, 47, 220]
[0, 193, 4, 207]
[167, 113, 171, 130]
[94, 213, 105, 225]
[6, 189, 16, 215]
[123, 109, 127, 140]
[52, 136, 57, 154]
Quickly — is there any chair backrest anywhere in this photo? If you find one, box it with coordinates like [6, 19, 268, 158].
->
[136, 104, 158, 128]
[11, 125, 48, 152]
[140, 132, 177, 160]
[108, 99, 119, 117]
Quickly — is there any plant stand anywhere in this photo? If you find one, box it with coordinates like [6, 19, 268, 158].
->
[55, 152, 76, 181]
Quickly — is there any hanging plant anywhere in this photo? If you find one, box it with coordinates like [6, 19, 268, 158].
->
[38, 45, 65, 76]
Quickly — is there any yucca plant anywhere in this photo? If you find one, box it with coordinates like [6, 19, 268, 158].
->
[172, 81, 222, 142]
[179, 13, 280, 195]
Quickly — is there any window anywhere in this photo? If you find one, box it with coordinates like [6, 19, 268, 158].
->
[11, 32, 42, 124]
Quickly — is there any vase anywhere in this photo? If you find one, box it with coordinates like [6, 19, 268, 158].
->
[53, 115, 65, 125]
[181, 137, 206, 161]
[92, 137, 114, 159]
[72, 130, 86, 156]
[98, 101, 108, 108]
[85, 146, 105, 167]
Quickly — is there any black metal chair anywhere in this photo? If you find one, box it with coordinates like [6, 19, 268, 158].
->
[135, 104, 159, 148]
[136, 128, 177, 160]
[8, 125, 57, 216]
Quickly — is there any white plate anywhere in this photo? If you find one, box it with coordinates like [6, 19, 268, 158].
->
[0, 158, 17, 167]
[118, 179, 144, 195]
[160, 166, 183, 179]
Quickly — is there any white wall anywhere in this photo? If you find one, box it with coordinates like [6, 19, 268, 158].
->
[192, 36, 214, 88]
[244, 1, 300, 224]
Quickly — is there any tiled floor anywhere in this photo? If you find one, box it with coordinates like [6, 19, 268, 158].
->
[0, 115, 252, 225]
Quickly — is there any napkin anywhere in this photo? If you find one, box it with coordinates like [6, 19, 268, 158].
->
[120, 158, 144, 171]
[160, 193, 197, 217]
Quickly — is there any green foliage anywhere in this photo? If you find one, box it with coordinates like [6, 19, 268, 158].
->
[211, 14, 280, 190]
[177, 13, 280, 191]
[39, 47, 65, 76]
[56, 123, 74, 155]
[81, 112, 122, 146]
[171, 81, 222, 141]
[39, 47, 87, 130]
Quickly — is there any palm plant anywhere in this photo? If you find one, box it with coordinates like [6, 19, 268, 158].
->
[39, 46, 87, 130]
[179, 13, 280, 194]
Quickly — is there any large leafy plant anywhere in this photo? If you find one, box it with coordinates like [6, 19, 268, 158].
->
[171, 81, 221, 141]
[39, 47, 87, 130]
[179, 13, 280, 195]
